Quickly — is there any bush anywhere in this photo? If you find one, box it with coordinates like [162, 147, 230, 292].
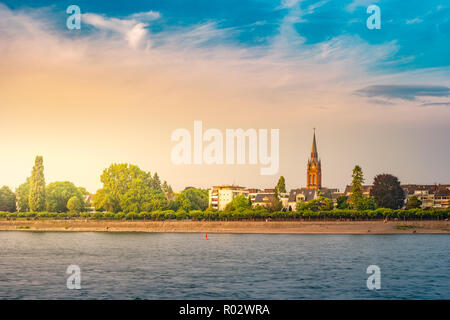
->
[7, 212, 17, 218]
[125, 212, 137, 220]
[103, 212, 115, 220]
[163, 210, 176, 220]
[92, 212, 104, 219]
[80, 212, 91, 218]
[175, 209, 187, 220]
[189, 210, 203, 221]
[138, 212, 151, 220]
[25, 212, 37, 218]
[115, 212, 125, 220]
[0, 211, 7, 218]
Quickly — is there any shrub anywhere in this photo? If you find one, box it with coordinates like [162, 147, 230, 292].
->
[125, 212, 137, 220]
[189, 210, 203, 220]
[114, 212, 125, 220]
[103, 212, 115, 220]
[25, 212, 37, 218]
[80, 212, 91, 218]
[57, 212, 67, 219]
[163, 210, 176, 220]
[138, 212, 150, 220]
[175, 209, 187, 220]
[7, 212, 17, 218]
[92, 212, 104, 219]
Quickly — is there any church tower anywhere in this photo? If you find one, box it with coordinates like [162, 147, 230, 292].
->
[307, 128, 322, 189]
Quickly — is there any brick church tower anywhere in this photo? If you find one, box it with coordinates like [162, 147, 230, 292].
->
[306, 128, 322, 189]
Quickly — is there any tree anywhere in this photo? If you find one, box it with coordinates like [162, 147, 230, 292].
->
[350, 165, 364, 209]
[266, 196, 283, 212]
[162, 181, 174, 199]
[93, 163, 169, 213]
[175, 188, 208, 211]
[67, 196, 83, 213]
[274, 176, 286, 198]
[46, 181, 84, 212]
[29, 156, 46, 212]
[151, 173, 162, 191]
[370, 174, 405, 209]
[0, 186, 16, 212]
[225, 194, 252, 211]
[16, 178, 30, 212]
[336, 195, 350, 209]
[297, 196, 333, 212]
[406, 195, 422, 209]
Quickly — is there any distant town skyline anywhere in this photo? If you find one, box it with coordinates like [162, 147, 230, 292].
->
[0, 1, 449, 193]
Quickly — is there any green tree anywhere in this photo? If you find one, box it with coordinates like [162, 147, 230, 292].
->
[405, 195, 422, 209]
[370, 174, 405, 209]
[46, 181, 84, 212]
[336, 195, 350, 209]
[29, 156, 46, 212]
[0, 186, 16, 212]
[350, 165, 364, 209]
[175, 188, 208, 211]
[162, 181, 174, 199]
[93, 163, 168, 213]
[225, 194, 252, 211]
[67, 196, 83, 213]
[151, 173, 162, 191]
[274, 176, 286, 198]
[16, 178, 31, 212]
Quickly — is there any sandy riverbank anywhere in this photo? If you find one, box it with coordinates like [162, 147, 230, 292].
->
[0, 220, 449, 234]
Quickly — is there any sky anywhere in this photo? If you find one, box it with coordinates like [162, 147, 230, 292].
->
[0, 0, 449, 193]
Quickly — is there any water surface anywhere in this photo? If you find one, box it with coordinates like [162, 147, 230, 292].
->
[0, 232, 448, 299]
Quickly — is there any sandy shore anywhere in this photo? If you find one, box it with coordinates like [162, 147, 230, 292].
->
[0, 219, 449, 234]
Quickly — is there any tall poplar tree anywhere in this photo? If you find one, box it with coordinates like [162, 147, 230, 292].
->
[29, 156, 46, 212]
[274, 176, 286, 199]
[350, 165, 364, 208]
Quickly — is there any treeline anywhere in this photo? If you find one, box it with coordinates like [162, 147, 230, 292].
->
[1, 208, 449, 221]
[0, 156, 209, 214]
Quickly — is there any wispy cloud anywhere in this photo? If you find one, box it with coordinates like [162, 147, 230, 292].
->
[82, 10, 161, 49]
[421, 102, 450, 107]
[355, 85, 450, 101]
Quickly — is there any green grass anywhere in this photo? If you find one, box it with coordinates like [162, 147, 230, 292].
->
[16, 225, 30, 229]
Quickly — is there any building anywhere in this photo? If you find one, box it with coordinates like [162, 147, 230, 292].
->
[306, 128, 322, 189]
[344, 185, 373, 198]
[287, 187, 340, 211]
[208, 185, 249, 210]
[344, 184, 450, 209]
[403, 184, 450, 209]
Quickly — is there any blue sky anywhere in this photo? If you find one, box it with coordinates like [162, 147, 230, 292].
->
[3, 0, 449, 72]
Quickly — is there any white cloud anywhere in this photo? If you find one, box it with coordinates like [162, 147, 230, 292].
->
[82, 10, 161, 48]
[129, 10, 161, 21]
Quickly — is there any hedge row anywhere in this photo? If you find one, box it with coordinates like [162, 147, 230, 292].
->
[1, 208, 449, 221]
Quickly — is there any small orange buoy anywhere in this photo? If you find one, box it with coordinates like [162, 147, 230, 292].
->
[205, 233, 208, 240]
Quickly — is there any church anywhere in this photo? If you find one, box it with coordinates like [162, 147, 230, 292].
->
[287, 129, 339, 211]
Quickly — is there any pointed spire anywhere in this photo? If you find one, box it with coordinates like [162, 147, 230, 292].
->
[311, 127, 318, 161]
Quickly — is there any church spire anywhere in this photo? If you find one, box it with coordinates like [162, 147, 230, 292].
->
[307, 127, 322, 189]
[311, 127, 318, 162]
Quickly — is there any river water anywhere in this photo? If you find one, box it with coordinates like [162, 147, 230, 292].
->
[0, 232, 448, 299]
